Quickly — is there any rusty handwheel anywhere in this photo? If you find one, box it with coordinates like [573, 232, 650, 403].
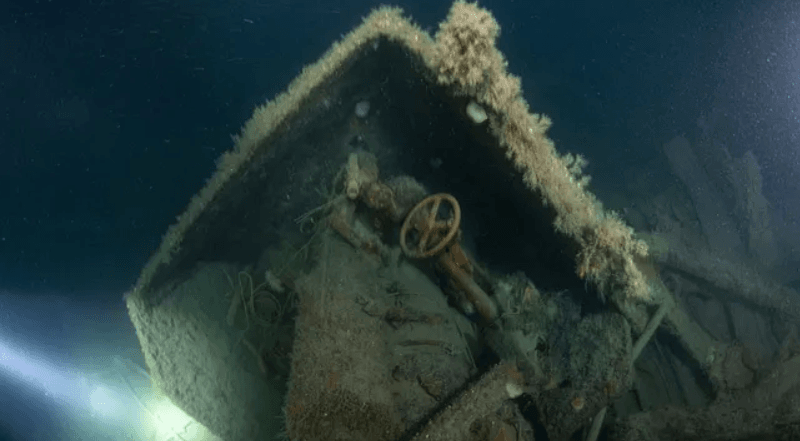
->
[400, 193, 461, 259]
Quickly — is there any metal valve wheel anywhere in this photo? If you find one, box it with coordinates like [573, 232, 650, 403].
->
[400, 193, 461, 259]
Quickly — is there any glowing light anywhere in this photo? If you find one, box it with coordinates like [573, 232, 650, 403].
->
[89, 385, 124, 418]
[0, 335, 222, 440]
[0, 337, 82, 403]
